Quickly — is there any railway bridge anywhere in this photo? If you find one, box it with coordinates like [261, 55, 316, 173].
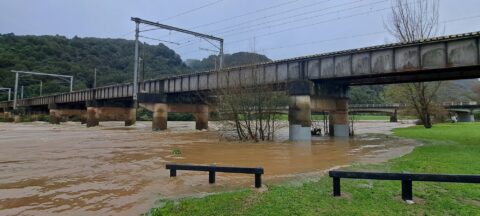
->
[2, 31, 480, 140]
[350, 102, 480, 122]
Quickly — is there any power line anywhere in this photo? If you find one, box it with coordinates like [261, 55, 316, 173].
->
[139, 35, 180, 45]
[177, 0, 301, 31]
[227, 6, 392, 45]
[159, 0, 226, 22]
[174, 0, 335, 44]
[175, 0, 386, 49]
[242, 14, 480, 57]
[219, 0, 384, 37]
[152, 0, 302, 42]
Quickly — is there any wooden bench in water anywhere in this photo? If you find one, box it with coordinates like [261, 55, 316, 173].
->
[166, 164, 264, 188]
[329, 170, 480, 201]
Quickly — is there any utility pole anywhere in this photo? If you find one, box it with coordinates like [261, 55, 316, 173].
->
[39, 80, 43, 96]
[0, 88, 11, 101]
[70, 77, 73, 92]
[94, 68, 97, 88]
[219, 40, 224, 69]
[130, 17, 224, 69]
[133, 21, 140, 101]
[11, 70, 74, 109]
[21, 85, 24, 99]
[13, 72, 18, 109]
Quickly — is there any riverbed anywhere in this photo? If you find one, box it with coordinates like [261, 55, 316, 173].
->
[0, 120, 416, 216]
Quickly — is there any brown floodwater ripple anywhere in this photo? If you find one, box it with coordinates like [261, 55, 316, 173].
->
[0, 121, 417, 216]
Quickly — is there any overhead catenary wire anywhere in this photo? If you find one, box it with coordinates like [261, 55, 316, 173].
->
[174, 0, 387, 49]
[159, 0, 226, 22]
[139, 35, 180, 45]
[173, 0, 336, 44]
[236, 14, 480, 58]
[176, 2, 391, 54]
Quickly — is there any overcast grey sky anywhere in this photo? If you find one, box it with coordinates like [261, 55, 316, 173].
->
[1, 0, 480, 61]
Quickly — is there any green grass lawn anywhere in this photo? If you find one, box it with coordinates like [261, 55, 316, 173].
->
[148, 123, 480, 215]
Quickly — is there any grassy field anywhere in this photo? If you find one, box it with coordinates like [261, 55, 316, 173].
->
[148, 123, 480, 215]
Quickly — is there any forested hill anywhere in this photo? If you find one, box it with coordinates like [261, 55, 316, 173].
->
[0, 33, 188, 99]
[0, 34, 272, 101]
[185, 52, 271, 72]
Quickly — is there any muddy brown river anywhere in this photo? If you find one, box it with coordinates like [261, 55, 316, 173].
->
[0, 121, 417, 216]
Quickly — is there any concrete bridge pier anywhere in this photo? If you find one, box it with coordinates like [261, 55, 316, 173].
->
[49, 108, 87, 125]
[3, 112, 14, 122]
[288, 95, 312, 141]
[329, 99, 350, 137]
[152, 103, 168, 131]
[311, 82, 350, 137]
[195, 104, 209, 130]
[86, 107, 99, 127]
[457, 112, 475, 122]
[288, 81, 312, 141]
[86, 106, 136, 127]
[49, 109, 62, 124]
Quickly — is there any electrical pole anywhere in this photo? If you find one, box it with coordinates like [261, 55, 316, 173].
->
[11, 70, 74, 109]
[13, 72, 18, 109]
[130, 17, 224, 72]
[0, 88, 11, 101]
[133, 21, 140, 101]
[219, 39, 224, 69]
[39, 80, 43, 96]
[94, 68, 97, 88]
[70, 77, 73, 92]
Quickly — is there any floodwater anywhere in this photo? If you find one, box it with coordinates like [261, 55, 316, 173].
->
[0, 121, 417, 216]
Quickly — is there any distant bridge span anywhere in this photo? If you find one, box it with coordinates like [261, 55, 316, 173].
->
[350, 102, 480, 122]
[2, 31, 480, 140]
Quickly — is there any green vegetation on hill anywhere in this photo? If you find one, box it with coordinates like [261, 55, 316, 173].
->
[148, 123, 480, 215]
[185, 52, 271, 72]
[0, 33, 188, 100]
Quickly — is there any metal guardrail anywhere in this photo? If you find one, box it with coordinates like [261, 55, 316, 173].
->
[329, 170, 480, 201]
[166, 164, 264, 188]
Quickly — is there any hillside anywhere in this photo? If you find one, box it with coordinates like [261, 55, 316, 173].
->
[0, 34, 188, 100]
[185, 52, 271, 72]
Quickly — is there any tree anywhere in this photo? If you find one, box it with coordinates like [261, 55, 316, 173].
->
[384, 0, 442, 128]
[213, 67, 288, 142]
[216, 88, 288, 141]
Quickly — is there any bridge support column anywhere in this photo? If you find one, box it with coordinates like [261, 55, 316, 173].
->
[3, 112, 14, 122]
[49, 109, 62, 124]
[49, 108, 87, 124]
[86, 107, 99, 127]
[288, 81, 312, 141]
[457, 112, 475, 122]
[289, 95, 311, 141]
[152, 103, 168, 131]
[329, 99, 349, 137]
[311, 81, 350, 137]
[13, 115, 21, 123]
[86, 106, 136, 127]
[195, 105, 209, 130]
[125, 108, 137, 126]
